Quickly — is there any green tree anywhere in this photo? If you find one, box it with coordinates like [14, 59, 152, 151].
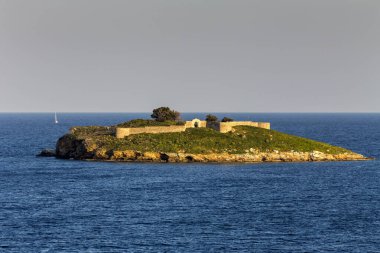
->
[151, 107, 180, 122]
[205, 114, 218, 122]
[221, 117, 234, 122]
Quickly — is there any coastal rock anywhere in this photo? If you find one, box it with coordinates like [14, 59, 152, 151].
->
[37, 149, 56, 157]
[94, 148, 110, 159]
[110, 150, 137, 160]
[142, 152, 161, 161]
[310, 151, 324, 161]
[55, 134, 96, 159]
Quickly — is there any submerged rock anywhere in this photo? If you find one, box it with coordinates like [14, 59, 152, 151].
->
[37, 149, 56, 157]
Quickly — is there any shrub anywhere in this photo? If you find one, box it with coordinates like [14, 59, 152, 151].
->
[221, 117, 234, 122]
[151, 107, 180, 122]
[205, 114, 218, 122]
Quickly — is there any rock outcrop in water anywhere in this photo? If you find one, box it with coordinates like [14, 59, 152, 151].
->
[37, 149, 56, 157]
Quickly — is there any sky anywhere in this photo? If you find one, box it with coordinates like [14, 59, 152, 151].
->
[0, 0, 379, 112]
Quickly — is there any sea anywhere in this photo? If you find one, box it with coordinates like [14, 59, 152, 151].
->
[0, 113, 379, 253]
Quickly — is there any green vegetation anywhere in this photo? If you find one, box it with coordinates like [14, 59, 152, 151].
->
[205, 114, 218, 122]
[116, 119, 185, 128]
[115, 107, 184, 128]
[151, 106, 180, 122]
[72, 125, 352, 155]
[221, 117, 234, 122]
[70, 126, 114, 137]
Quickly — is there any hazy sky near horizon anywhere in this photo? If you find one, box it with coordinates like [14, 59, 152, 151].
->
[1, 0, 379, 112]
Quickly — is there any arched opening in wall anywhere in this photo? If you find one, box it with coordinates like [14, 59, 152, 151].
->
[194, 122, 199, 128]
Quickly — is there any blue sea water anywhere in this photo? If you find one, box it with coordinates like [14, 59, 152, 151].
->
[0, 113, 379, 253]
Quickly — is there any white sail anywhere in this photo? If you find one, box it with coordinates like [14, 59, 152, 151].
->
[55, 112, 58, 124]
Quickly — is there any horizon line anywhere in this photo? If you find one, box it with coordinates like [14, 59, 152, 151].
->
[1, 111, 380, 114]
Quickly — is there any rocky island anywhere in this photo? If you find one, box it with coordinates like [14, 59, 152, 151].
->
[47, 107, 368, 163]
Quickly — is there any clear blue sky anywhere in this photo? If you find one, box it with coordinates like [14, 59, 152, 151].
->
[0, 0, 379, 112]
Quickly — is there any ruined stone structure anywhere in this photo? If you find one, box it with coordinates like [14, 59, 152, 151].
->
[218, 121, 270, 133]
[116, 118, 270, 138]
[184, 118, 207, 128]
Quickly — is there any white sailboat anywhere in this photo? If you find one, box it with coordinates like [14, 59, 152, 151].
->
[54, 112, 59, 124]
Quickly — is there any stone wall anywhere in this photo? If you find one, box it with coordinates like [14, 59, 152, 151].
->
[219, 121, 270, 133]
[116, 128, 131, 138]
[185, 119, 207, 128]
[116, 125, 187, 138]
[258, 122, 270, 129]
[116, 119, 270, 138]
[198, 121, 207, 128]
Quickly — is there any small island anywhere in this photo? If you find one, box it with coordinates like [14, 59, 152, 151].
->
[50, 107, 368, 163]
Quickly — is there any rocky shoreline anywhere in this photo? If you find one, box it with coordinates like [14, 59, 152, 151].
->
[41, 134, 369, 163]
[89, 150, 368, 163]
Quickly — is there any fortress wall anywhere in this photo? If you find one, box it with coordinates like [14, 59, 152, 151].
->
[199, 121, 207, 128]
[115, 120, 270, 138]
[219, 121, 257, 133]
[116, 128, 130, 138]
[258, 122, 270, 129]
[128, 125, 187, 135]
[116, 125, 187, 138]
[185, 119, 207, 128]
[219, 121, 270, 133]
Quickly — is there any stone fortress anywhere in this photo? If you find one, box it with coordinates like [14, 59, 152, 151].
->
[116, 119, 270, 138]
